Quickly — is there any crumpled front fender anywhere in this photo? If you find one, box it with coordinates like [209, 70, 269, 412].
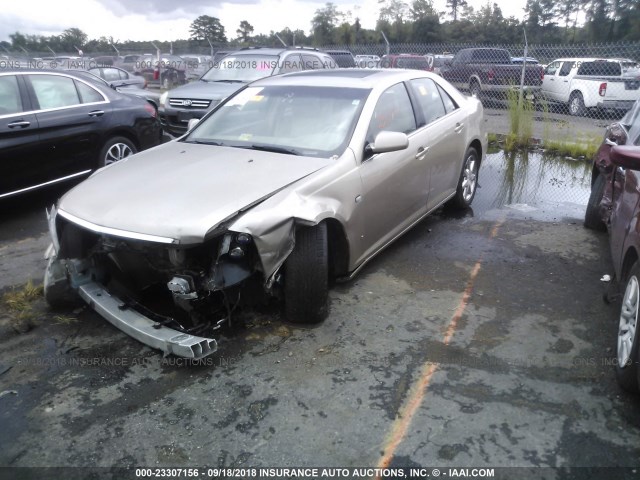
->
[230, 194, 347, 286]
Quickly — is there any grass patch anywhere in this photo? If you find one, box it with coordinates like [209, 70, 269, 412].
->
[504, 88, 535, 152]
[2, 280, 43, 316]
[53, 314, 78, 325]
[2, 281, 44, 331]
[542, 134, 601, 160]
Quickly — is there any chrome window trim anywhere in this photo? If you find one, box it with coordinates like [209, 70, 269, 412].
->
[0, 71, 110, 119]
[57, 209, 178, 244]
[0, 170, 92, 199]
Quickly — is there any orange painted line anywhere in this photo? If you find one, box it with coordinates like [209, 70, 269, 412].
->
[376, 217, 505, 471]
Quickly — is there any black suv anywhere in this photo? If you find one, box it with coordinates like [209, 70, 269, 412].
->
[0, 69, 161, 199]
[159, 47, 338, 137]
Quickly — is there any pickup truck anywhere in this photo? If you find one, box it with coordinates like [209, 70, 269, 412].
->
[441, 48, 544, 101]
[541, 57, 640, 116]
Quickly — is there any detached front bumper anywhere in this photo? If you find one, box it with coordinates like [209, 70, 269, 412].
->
[78, 281, 218, 359]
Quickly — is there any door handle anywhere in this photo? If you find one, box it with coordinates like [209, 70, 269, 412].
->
[7, 120, 30, 128]
[454, 122, 464, 133]
[88, 110, 104, 117]
[550, 78, 555, 81]
[415, 146, 429, 160]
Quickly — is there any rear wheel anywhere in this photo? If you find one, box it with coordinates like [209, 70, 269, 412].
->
[449, 147, 479, 209]
[569, 91, 586, 116]
[99, 136, 137, 167]
[284, 223, 329, 324]
[615, 262, 640, 392]
[584, 174, 607, 231]
[469, 81, 481, 99]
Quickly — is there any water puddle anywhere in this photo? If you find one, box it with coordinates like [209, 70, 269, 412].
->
[473, 150, 592, 221]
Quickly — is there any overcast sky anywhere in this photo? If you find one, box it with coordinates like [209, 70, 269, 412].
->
[0, 0, 528, 45]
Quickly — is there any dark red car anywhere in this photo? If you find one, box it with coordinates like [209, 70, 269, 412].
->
[585, 100, 640, 392]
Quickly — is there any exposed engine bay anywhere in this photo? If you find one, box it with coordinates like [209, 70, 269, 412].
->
[45, 207, 275, 359]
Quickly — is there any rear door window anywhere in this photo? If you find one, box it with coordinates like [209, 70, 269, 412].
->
[410, 78, 446, 126]
[101, 68, 121, 82]
[30, 75, 80, 109]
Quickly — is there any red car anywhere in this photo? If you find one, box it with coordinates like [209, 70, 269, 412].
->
[585, 101, 640, 392]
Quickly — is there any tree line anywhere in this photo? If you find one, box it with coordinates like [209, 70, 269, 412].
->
[2, 0, 639, 56]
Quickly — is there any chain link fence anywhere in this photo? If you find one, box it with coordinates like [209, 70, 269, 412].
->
[6, 41, 636, 210]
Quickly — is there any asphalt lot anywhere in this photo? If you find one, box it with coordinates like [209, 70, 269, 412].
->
[1, 150, 640, 476]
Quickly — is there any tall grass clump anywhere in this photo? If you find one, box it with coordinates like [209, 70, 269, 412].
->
[505, 87, 535, 152]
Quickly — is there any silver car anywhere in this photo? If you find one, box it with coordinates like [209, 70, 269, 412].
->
[44, 69, 486, 359]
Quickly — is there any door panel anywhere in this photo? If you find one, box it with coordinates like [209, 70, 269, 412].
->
[542, 61, 562, 100]
[0, 74, 44, 196]
[611, 170, 640, 274]
[357, 82, 429, 264]
[408, 78, 467, 209]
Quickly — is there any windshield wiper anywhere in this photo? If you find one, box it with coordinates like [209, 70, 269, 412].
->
[244, 144, 301, 156]
[213, 79, 246, 83]
[186, 140, 226, 146]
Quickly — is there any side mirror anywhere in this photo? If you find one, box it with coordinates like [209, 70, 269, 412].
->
[610, 145, 640, 170]
[187, 118, 200, 131]
[367, 131, 409, 154]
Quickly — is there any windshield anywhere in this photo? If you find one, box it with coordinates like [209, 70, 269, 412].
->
[184, 85, 371, 158]
[201, 55, 279, 82]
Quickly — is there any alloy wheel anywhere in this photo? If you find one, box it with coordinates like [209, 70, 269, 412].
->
[104, 143, 134, 166]
[618, 275, 639, 367]
[461, 154, 478, 202]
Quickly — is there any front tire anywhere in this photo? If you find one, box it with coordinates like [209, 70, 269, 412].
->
[615, 262, 640, 392]
[450, 147, 479, 209]
[284, 223, 329, 324]
[584, 174, 607, 231]
[98, 136, 136, 167]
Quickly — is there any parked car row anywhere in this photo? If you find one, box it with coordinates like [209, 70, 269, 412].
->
[585, 100, 640, 395]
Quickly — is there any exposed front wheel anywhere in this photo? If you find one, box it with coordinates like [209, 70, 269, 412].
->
[284, 223, 329, 324]
[449, 147, 479, 209]
[99, 136, 137, 167]
[615, 262, 640, 392]
[584, 174, 607, 231]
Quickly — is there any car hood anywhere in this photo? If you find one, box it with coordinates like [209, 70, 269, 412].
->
[167, 80, 244, 101]
[58, 142, 332, 244]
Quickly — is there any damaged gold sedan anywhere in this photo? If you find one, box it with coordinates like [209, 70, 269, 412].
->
[44, 69, 486, 359]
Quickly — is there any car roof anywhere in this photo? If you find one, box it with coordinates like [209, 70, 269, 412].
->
[551, 57, 635, 63]
[383, 54, 426, 58]
[225, 47, 329, 57]
[251, 68, 432, 89]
